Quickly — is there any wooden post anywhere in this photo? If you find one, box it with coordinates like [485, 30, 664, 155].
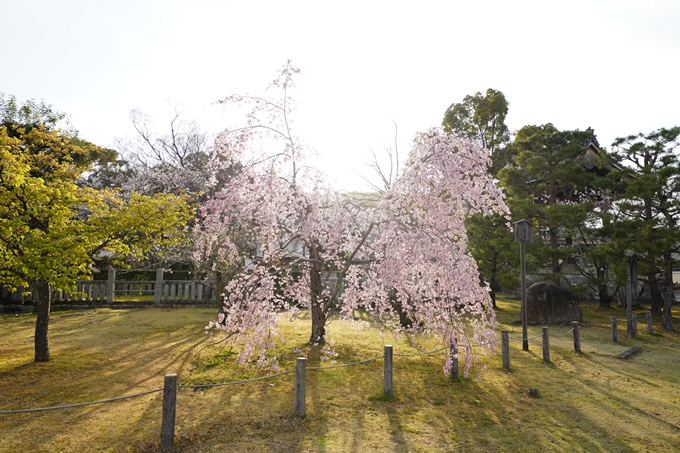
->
[631, 313, 638, 338]
[501, 331, 510, 371]
[160, 374, 177, 451]
[449, 339, 459, 380]
[384, 345, 393, 398]
[520, 241, 529, 352]
[572, 321, 581, 353]
[646, 311, 654, 335]
[611, 317, 618, 344]
[155, 269, 163, 305]
[106, 268, 116, 304]
[542, 326, 550, 363]
[295, 357, 306, 417]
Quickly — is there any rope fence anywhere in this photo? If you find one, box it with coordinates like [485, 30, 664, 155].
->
[554, 327, 576, 337]
[0, 314, 658, 450]
[610, 311, 655, 341]
[472, 338, 503, 347]
[180, 370, 295, 390]
[508, 332, 544, 342]
[393, 346, 448, 357]
[307, 355, 383, 370]
[0, 388, 163, 415]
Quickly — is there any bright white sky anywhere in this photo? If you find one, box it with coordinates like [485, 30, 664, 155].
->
[3, 0, 679, 191]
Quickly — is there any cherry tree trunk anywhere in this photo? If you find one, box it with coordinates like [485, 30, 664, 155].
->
[308, 243, 326, 345]
[215, 271, 226, 314]
[33, 280, 51, 362]
[310, 301, 327, 345]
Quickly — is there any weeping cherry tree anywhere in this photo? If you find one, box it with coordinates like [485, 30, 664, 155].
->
[193, 62, 509, 375]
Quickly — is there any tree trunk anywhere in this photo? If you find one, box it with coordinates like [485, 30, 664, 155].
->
[595, 262, 613, 308]
[489, 287, 497, 309]
[215, 271, 226, 314]
[310, 301, 327, 345]
[662, 295, 674, 331]
[645, 200, 663, 314]
[598, 283, 612, 308]
[617, 289, 625, 307]
[388, 288, 413, 327]
[549, 178, 560, 287]
[490, 252, 499, 309]
[33, 280, 51, 362]
[662, 255, 674, 331]
[550, 229, 560, 286]
[308, 242, 326, 345]
[648, 264, 663, 313]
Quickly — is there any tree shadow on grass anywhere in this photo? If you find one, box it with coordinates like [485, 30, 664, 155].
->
[0, 309, 214, 452]
[570, 353, 680, 434]
[3, 306, 679, 452]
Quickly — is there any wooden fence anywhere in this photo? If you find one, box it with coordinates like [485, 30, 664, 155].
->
[1, 269, 215, 305]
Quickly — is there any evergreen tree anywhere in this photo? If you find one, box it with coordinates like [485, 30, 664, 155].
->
[610, 127, 680, 329]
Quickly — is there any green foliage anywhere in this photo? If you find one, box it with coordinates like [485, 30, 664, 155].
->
[0, 95, 194, 361]
[572, 208, 628, 306]
[609, 127, 680, 318]
[0, 125, 91, 291]
[0, 93, 72, 133]
[1, 93, 132, 191]
[0, 125, 193, 294]
[499, 124, 598, 283]
[465, 213, 518, 300]
[443, 89, 514, 301]
[442, 88, 510, 174]
[501, 124, 596, 205]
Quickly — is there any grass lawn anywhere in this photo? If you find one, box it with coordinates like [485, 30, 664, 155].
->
[0, 299, 679, 452]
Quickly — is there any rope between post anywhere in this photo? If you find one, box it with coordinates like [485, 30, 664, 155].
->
[472, 337, 502, 347]
[0, 388, 163, 414]
[555, 328, 575, 336]
[307, 355, 383, 370]
[508, 333, 544, 342]
[613, 315, 653, 321]
[394, 346, 449, 357]
[180, 369, 296, 389]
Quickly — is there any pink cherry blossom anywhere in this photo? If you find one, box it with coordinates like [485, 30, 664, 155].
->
[194, 62, 509, 375]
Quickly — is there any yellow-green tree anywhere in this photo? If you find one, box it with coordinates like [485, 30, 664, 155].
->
[0, 122, 193, 362]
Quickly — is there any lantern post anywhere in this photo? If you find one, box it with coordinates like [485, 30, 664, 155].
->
[514, 220, 534, 351]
